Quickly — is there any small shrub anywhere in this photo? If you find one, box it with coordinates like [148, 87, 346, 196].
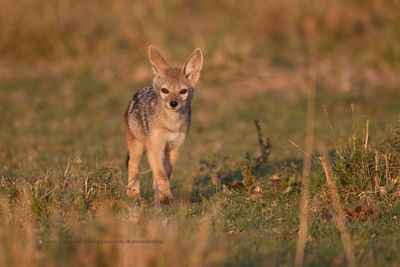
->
[332, 125, 400, 199]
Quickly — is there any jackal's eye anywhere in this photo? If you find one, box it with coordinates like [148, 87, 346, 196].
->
[179, 89, 188, 94]
[161, 88, 169, 94]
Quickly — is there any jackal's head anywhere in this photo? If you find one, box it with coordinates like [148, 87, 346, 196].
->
[148, 45, 203, 111]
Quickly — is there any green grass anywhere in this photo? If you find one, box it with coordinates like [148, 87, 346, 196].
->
[1, 71, 400, 266]
[1, 0, 400, 265]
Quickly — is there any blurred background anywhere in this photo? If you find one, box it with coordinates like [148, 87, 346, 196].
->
[1, 0, 399, 89]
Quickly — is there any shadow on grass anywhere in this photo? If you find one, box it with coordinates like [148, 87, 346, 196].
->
[190, 156, 304, 203]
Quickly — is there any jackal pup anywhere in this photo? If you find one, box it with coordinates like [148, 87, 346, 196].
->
[125, 45, 203, 204]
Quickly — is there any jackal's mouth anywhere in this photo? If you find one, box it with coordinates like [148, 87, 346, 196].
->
[169, 106, 181, 111]
[165, 101, 182, 111]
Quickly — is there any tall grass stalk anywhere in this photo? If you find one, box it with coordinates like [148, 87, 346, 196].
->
[320, 153, 356, 267]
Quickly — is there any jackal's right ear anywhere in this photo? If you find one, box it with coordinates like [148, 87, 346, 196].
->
[148, 45, 169, 77]
[182, 48, 203, 86]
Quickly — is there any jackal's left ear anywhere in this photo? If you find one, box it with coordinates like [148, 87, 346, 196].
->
[182, 48, 203, 86]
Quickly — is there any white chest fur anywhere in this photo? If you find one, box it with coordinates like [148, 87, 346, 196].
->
[166, 130, 186, 148]
[152, 109, 189, 149]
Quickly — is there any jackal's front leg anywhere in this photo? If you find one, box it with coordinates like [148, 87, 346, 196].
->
[147, 140, 173, 204]
[126, 130, 144, 199]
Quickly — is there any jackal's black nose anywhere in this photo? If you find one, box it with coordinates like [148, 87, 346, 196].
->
[170, 101, 178, 108]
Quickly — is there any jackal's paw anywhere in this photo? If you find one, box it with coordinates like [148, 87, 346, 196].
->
[126, 184, 140, 199]
[155, 190, 173, 205]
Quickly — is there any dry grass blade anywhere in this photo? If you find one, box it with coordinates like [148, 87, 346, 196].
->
[294, 68, 316, 267]
[320, 153, 356, 267]
[364, 119, 369, 151]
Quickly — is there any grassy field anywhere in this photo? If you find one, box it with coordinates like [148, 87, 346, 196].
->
[1, 0, 400, 266]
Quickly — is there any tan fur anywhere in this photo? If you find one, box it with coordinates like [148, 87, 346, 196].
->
[125, 45, 203, 204]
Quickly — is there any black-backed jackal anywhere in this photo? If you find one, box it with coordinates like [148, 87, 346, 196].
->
[125, 46, 203, 204]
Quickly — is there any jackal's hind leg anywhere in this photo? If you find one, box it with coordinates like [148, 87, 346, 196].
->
[164, 147, 179, 180]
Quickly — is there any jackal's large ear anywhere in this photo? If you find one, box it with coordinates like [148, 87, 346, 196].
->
[148, 45, 169, 76]
[182, 48, 203, 86]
